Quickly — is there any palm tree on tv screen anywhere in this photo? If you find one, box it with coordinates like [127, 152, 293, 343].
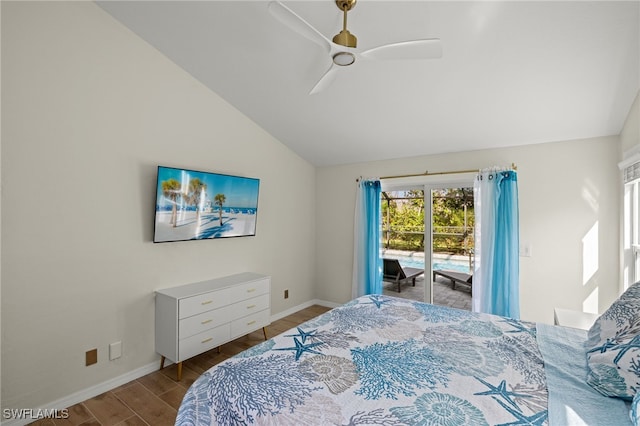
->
[161, 178, 181, 228]
[214, 193, 226, 226]
[187, 178, 207, 222]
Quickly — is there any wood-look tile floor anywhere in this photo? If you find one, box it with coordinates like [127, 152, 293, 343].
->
[29, 305, 331, 426]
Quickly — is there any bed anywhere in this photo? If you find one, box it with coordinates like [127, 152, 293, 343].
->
[176, 294, 636, 425]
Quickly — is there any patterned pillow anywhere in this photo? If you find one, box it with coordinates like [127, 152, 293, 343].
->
[586, 281, 640, 399]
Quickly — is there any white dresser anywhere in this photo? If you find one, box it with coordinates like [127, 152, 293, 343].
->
[155, 272, 271, 380]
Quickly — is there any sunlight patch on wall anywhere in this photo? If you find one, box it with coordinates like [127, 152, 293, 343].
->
[582, 222, 599, 285]
[582, 180, 600, 213]
[623, 265, 630, 291]
[583, 286, 599, 314]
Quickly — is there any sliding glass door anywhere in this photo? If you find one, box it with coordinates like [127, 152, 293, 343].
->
[381, 173, 475, 305]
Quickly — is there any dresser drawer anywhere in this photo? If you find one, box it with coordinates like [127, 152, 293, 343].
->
[231, 309, 271, 338]
[178, 287, 235, 319]
[179, 293, 270, 339]
[179, 324, 230, 361]
[178, 278, 270, 319]
[179, 304, 234, 339]
[229, 293, 270, 319]
[228, 279, 270, 303]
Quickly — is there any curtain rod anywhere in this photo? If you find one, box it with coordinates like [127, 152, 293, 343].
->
[377, 163, 518, 181]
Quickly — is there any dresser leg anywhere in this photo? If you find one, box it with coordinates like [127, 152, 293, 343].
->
[177, 362, 183, 381]
[160, 356, 182, 381]
[262, 326, 268, 340]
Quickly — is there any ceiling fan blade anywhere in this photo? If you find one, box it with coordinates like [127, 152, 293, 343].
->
[309, 64, 339, 95]
[361, 39, 442, 60]
[268, 1, 332, 54]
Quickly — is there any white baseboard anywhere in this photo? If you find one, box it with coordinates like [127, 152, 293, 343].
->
[1, 361, 160, 426]
[1, 299, 340, 426]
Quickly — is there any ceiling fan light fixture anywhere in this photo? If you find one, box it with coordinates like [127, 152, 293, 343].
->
[269, 0, 442, 94]
[333, 51, 356, 66]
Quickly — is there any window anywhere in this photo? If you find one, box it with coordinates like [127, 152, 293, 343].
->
[622, 156, 640, 289]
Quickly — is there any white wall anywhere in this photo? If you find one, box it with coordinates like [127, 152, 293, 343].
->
[316, 137, 621, 324]
[621, 90, 639, 154]
[1, 1, 316, 411]
[1, 0, 635, 415]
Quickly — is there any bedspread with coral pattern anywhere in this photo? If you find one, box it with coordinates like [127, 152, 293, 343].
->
[176, 295, 548, 425]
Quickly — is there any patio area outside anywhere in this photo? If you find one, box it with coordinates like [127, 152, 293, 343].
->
[381, 187, 473, 310]
[382, 272, 472, 310]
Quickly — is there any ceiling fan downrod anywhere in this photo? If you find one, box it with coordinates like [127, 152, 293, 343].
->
[332, 0, 357, 48]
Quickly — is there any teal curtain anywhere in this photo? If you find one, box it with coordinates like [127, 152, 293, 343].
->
[352, 179, 382, 298]
[473, 169, 520, 318]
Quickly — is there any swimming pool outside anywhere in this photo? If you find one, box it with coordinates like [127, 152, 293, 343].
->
[383, 250, 472, 274]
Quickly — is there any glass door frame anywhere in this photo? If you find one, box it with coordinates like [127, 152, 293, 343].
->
[381, 172, 475, 303]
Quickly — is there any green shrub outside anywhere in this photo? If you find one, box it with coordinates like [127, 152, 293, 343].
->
[381, 188, 474, 255]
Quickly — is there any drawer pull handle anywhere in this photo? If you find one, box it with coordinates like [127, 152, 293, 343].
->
[201, 337, 213, 344]
[247, 320, 256, 326]
[247, 288, 256, 293]
[247, 304, 256, 309]
[201, 319, 212, 325]
[201, 300, 213, 305]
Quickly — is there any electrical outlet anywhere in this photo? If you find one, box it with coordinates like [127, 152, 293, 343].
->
[109, 341, 122, 360]
[284, 289, 289, 299]
[86, 348, 97, 366]
[519, 242, 532, 257]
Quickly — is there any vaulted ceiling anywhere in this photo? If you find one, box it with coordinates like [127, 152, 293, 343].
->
[98, 1, 640, 166]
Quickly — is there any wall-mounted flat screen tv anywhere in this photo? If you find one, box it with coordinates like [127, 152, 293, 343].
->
[153, 166, 260, 243]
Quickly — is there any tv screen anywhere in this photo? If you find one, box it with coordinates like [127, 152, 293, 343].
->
[153, 166, 260, 243]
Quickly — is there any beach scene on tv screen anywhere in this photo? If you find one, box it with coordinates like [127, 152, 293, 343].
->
[154, 167, 259, 242]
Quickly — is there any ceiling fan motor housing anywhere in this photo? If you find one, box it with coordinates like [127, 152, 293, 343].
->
[333, 30, 357, 48]
[267, 0, 442, 94]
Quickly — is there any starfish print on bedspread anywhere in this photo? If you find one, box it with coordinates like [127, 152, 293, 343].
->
[495, 398, 548, 426]
[364, 294, 390, 308]
[501, 318, 536, 337]
[474, 377, 531, 411]
[275, 337, 323, 361]
[284, 327, 318, 343]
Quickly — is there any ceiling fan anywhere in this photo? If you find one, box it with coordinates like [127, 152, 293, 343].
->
[268, 0, 442, 95]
